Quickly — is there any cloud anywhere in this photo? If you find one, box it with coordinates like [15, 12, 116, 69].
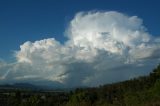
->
[0, 11, 160, 87]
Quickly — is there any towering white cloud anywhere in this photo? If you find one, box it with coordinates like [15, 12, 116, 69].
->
[0, 11, 160, 87]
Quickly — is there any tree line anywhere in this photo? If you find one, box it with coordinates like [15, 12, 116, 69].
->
[0, 64, 160, 106]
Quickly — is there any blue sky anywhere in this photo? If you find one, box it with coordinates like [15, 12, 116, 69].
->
[0, 0, 160, 60]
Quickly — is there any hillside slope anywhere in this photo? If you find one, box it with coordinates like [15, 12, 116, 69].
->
[0, 64, 160, 106]
[66, 64, 160, 106]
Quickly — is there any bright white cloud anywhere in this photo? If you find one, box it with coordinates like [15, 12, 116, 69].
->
[0, 11, 160, 87]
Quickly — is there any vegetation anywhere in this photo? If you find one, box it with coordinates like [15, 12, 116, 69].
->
[0, 64, 160, 106]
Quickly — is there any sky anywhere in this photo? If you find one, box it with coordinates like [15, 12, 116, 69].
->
[0, 0, 160, 87]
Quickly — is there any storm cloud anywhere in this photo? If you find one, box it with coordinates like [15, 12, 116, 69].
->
[0, 11, 160, 87]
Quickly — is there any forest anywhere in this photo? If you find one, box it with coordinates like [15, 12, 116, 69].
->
[0, 64, 160, 106]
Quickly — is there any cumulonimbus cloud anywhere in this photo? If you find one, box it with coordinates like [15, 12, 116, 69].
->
[0, 11, 160, 87]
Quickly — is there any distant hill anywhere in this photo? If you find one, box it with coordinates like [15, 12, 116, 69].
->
[0, 83, 38, 90]
[0, 64, 160, 106]
[0, 79, 66, 91]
